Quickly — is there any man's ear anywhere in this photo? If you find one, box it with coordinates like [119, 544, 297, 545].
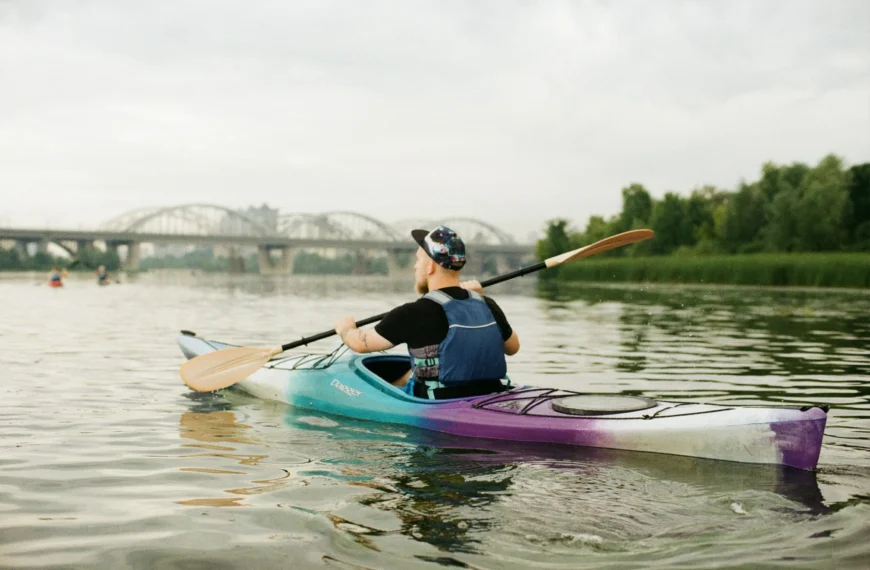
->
[426, 259, 437, 276]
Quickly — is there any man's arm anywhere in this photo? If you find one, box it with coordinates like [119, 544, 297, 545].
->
[503, 331, 520, 355]
[335, 316, 395, 353]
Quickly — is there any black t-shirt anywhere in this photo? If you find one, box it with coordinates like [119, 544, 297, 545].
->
[375, 287, 512, 350]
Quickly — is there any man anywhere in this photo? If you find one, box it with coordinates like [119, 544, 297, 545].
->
[49, 265, 65, 287]
[96, 265, 110, 286]
[334, 226, 520, 400]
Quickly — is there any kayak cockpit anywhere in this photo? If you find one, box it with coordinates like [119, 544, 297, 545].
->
[355, 354, 512, 403]
[359, 354, 412, 385]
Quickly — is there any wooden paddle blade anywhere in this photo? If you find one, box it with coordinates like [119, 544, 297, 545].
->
[180, 346, 281, 392]
[544, 229, 654, 268]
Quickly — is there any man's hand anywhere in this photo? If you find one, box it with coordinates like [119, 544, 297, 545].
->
[335, 316, 357, 341]
[460, 280, 484, 295]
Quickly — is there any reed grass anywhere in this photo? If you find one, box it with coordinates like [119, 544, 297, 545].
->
[556, 253, 870, 288]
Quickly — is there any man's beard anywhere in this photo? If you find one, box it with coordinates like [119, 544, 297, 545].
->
[415, 279, 428, 295]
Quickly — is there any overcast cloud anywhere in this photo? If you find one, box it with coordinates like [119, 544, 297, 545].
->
[1, 0, 868, 239]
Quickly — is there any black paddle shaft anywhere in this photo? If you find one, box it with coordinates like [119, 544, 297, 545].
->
[279, 261, 547, 352]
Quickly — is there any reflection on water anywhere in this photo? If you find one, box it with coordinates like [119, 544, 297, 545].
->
[177, 405, 310, 508]
[275, 403, 831, 561]
[1, 273, 868, 568]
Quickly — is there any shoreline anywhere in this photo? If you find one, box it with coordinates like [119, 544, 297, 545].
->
[546, 253, 870, 289]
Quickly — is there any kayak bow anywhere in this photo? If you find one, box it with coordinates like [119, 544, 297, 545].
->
[177, 332, 828, 471]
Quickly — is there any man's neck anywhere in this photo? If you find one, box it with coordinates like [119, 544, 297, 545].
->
[428, 273, 461, 292]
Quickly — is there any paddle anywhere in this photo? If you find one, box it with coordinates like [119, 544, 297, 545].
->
[181, 229, 654, 392]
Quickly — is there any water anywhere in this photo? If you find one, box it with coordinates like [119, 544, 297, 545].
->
[1, 272, 868, 569]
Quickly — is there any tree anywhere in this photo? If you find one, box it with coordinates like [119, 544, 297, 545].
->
[537, 153, 864, 259]
[766, 184, 801, 251]
[716, 183, 767, 253]
[78, 247, 121, 271]
[649, 193, 692, 254]
[762, 160, 819, 251]
[762, 155, 849, 252]
[756, 160, 810, 203]
[792, 154, 849, 251]
[686, 185, 727, 247]
[581, 215, 614, 244]
[0, 248, 24, 270]
[617, 184, 653, 232]
[847, 163, 870, 249]
[537, 219, 574, 265]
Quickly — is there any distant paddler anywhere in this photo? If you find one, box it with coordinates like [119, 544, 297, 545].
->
[96, 265, 110, 286]
[48, 265, 67, 288]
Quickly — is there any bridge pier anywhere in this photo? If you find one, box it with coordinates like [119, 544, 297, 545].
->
[461, 254, 484, 278]
[493, 254, 514, 275]
[279, 247, 296, 274]
[123, 242, 141, 271]
[258, 245, 295, 275]
[227, 246, 246, 274]
[14, 240, 29, 259]
[75, 240, 94, 255]
[229, 256, 246, 273]
[385, 251, 407, 277]
[352, 251, 369, 275]
[257, 246, 274, 274]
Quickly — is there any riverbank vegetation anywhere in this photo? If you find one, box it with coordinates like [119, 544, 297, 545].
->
[557, 253, 870, 288]
[0, 246, 391, 275]
[0, 248, 120, 272]
[139, 250, 391, 275]
[538, 155, 870, 287]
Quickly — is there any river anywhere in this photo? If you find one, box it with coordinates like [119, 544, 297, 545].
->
[1, 272, 868, 569]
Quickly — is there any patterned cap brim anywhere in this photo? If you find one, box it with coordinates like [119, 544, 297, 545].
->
[411, 229, 429, 249]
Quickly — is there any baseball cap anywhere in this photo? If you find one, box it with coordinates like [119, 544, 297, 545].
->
[411, 226, 467, 271]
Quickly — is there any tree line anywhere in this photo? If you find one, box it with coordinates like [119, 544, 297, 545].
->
[140, 250, 392, 275]
[0, 247, 120, 272]
[539, 154, 870, 260]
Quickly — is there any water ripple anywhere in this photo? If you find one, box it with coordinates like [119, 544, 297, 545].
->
[0, 275, 868, 568]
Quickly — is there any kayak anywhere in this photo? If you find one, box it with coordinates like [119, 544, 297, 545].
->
[177, 332, 828, 471]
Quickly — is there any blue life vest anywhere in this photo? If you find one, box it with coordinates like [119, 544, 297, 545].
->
[406, 290, 507, 399]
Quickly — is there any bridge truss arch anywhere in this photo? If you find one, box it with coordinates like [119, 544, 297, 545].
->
[100, 204, 273, 236]
[393, 218, 515, 245]
[392, 219, 437, 240]
[440, 218, 515, 245]
[278, 212, 402, 242]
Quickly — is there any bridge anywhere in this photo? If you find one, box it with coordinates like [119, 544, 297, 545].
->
[0, 204, 536, 276]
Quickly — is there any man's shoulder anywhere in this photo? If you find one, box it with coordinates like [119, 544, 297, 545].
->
[385, 288, 472, 316]
[386, 299, 423, 315]
[426, 287, 469, 301]
[386, 297, 440, 317]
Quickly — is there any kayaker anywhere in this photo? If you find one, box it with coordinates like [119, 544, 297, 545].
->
[96, 265, 110, 286]
[335, 226, 520, 400]
[48, 266, 65, 287]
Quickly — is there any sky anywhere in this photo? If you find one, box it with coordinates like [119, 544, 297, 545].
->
[1, 0, 868, 241]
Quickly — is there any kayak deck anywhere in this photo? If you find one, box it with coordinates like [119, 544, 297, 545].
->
[177, 332, 828, 470]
